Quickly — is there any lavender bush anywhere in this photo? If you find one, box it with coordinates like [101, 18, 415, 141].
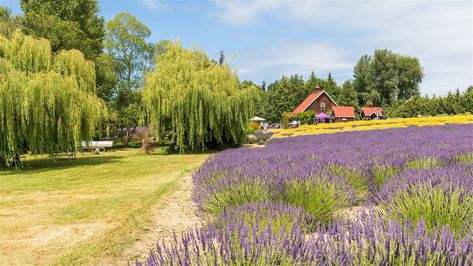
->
[217, 202, 317, 234]
[282, 175, 357, 224]
[137, 124, 473, 265]
[373, 164, 473, 234]
[193, 124, 473, 223]
[139, 215, 473, 265]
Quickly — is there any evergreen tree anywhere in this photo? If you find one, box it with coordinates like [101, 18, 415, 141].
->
[353, 55, 372, 105]
[320, 73, 341, 103]
[338, 81, 359, 108]
[218, 49, 225, 65]
[389, 86, 473, 117]
[305, 71, 322, 90]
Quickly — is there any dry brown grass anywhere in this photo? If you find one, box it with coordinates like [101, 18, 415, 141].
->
[0, 149, 209, 265]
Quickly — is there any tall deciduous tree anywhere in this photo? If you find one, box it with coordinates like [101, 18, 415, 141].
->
[95, 53, 118, 102]
[105, 13, 152, 92]
[353, 49, 423, 106]
[142, 42, 257, 153]
[20, 0, 104, 59]
[0, 31, 106, 167]
[105, 13, 153, 146]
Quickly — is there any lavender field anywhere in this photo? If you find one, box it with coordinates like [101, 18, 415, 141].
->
[140, 124, 473, 265]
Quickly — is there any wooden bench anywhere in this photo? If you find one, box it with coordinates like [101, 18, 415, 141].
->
[81, 141, 114, 153]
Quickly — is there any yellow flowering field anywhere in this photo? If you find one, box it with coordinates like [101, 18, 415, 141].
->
[271, 115, 473, 138]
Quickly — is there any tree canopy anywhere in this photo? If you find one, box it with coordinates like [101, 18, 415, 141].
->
[0, 30, 106, 166]
[104, 13, 153, 146]
[353, 49, 423, 106]
[389, 86, 473, 118]
[20, 0, 105, 59]
[142, 42, 257, 153]
[105, 12, 153, 92]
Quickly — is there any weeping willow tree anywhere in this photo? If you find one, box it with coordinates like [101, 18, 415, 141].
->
[0, 30, 106, 167]
[142, 42, 257, 153]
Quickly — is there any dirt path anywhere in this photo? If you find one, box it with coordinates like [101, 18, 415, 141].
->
[123, 175, 201, 264]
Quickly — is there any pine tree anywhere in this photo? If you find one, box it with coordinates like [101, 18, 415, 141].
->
[218, 49, 225, 65]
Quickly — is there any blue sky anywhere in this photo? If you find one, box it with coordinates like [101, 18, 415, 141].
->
[1, 0, 472, 95]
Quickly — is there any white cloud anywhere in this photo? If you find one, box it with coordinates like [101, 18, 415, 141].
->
[235, 42, 354, 83]
[215, 0, 473, 95]
[141, 0, 165, 11]
[214, 0, 280, 25]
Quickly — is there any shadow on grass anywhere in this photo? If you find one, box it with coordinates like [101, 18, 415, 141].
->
[1, 155, 123, 174]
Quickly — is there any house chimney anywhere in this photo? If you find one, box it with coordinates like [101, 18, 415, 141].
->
[315, 85, 321, 91]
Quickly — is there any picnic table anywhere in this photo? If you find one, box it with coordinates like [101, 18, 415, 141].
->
[80, 141, 114, 153]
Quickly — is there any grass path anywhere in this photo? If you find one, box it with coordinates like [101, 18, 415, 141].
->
[0, 149, 209, 265]
[123, 175, 201, 264]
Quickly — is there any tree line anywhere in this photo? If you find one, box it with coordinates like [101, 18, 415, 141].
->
[253, 49, 472, 122]
[388, 87, 473, 118]
[0, 0, 257, 159]
[1, 0, 472, 160]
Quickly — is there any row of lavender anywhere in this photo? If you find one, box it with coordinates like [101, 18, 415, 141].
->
[139, 124, 473, 265]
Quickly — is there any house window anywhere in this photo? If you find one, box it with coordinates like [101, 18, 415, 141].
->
[320, 102, 326, 110]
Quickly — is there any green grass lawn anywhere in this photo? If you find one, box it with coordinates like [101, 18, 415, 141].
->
[0, 149, 209, 265]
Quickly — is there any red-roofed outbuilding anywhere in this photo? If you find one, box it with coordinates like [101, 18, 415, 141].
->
[361, 106, 384, 120]
[331, 106, 356, 122]
[292, 86, 338, 116]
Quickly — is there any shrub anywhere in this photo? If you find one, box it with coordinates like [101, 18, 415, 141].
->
[373, 165, 473, 234]
[217, 202, 316, 234]
[296, 111, 314, 125]
[245, 134, 257, 144]
[281, 112, 292, 128]
[198, 179, 275, 219]
[282, 176, 357, 224]
[254, 130, 273, 141]
[138, 215, 473, 265]
[329, 165, 368, 201]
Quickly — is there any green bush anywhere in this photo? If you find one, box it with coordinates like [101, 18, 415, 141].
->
[282, 178, 356, 224]
[245, 135, 257, 144]
[297, 111, 315, 125]
[203, 181, 274, 218]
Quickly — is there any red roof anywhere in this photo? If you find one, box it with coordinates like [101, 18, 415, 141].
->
[332, 106, 355, 118]
[361, 107, 383, 116]
[292, 90, 324, 114]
